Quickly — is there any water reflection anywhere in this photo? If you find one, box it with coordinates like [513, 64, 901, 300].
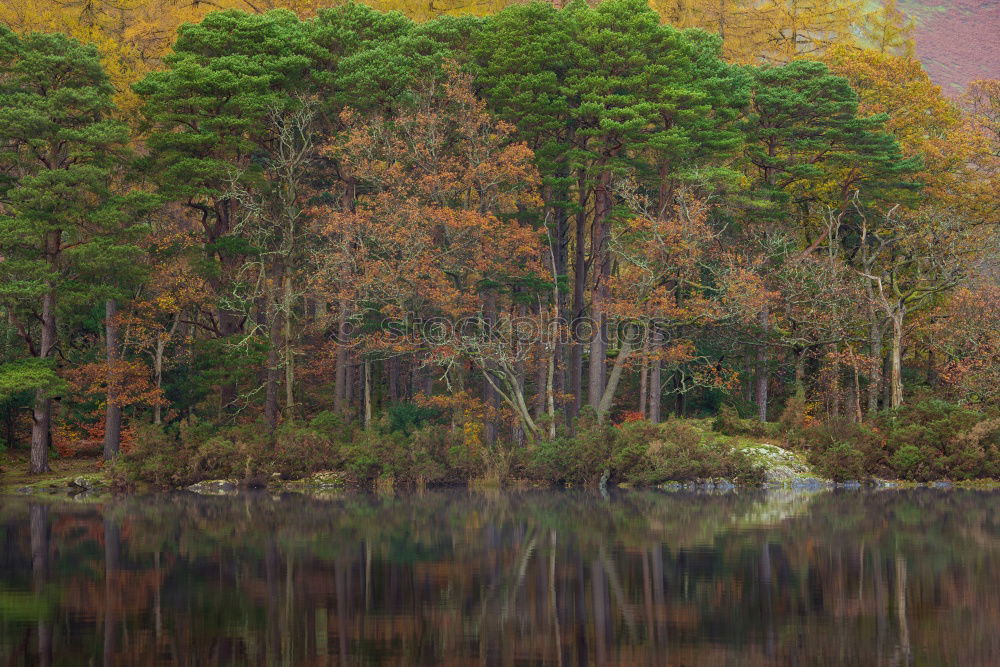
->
[1, 489, 998, 665]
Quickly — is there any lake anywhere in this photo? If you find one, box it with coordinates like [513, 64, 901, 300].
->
[1, 489, 998, 665]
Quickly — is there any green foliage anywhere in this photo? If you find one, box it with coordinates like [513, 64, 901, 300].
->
[788, 400, 1000, 481]
[529, 418, 764, 487]
[0, 359, 65, 401]
[387, 402, 443, 435]
[879, 400, 999, 481]
[741, 59, 920, 216]
[712, 405, 776, 437]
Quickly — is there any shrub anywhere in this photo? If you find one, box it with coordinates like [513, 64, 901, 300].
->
[404, 424, 463, 486]
[340, 427, 406, 485]
[787, 400, 1000, 481]
[880, 400, 991, 480]
[271, 421, 342, 480]
[626, 420, 764, 485]
[811, 442, 868, 481]
[779, 396, 810, 432]
[890, 445, 927, 479]
[111, 423, 184, 487]
[528, 418, 764, 487]
[713, 405, 773, 437]
[529, 422, 618, 487]
[948, 418, 1000, 479]
[387, 402, 442, 435]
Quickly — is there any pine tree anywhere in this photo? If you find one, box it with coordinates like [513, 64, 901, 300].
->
[0, 27, 141, 472]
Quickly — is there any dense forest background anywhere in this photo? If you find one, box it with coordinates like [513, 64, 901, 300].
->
[0, 0, 998, 482]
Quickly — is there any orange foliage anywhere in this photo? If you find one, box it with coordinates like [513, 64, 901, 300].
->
[313, 65, 541, 356]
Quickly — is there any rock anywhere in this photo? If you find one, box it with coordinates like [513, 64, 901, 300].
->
[186, 480, 238, 495]
[929, 481, 953, 489]
[739, 442, 828, 488]
[789, 477, 829, 491]
[69, 476, 104, 490]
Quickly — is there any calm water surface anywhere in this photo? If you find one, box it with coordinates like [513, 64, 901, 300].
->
[1, 489, 998, 665]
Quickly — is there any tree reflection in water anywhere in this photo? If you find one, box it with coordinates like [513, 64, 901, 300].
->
[1, 489, 998, 665]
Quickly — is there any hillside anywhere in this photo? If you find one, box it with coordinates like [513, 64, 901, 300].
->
[903, 0, 1000, 94]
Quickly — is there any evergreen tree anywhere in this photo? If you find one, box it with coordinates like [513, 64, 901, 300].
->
[0, 27, 141, 472]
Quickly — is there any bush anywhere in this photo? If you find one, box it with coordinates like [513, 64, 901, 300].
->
[270, 421, 342, 480]
[528, 418, 764, 487]
[789, 419, 886, 481]
[626, 420, 764, 486]
[713, 405, 774, 438]
[387, 402, 442, 435]
[110, 422, 184, 487]
[811, 442, 868, 481]
[880, 400, 991, 480]
[529, 423, 618, 487]
[949, 418, 1000, 480]
[787, 400, 1000, 481]
[117, 417, 342, 487]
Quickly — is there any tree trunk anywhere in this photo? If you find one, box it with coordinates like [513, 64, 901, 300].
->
[103, 299, 122, 460]
[868, 317, 884, 416]
[852, 362, 863, 423]
[264, 266, 284, 432]
[552, 197, 569, 432]
[546, 344, 557, 439]
[754, 305, 770, 422]
[283, 274, 294, 416]
[889, 308, 905, 409]
[588, 170, 613, 411]
[596, 338, 634, 422]
[153, 312, 180, 425]
[569, 172, 588, 421]
[30, 236, 58, 474]
[387, 356, 400, 404]
[793, 346, 808, 400]
[639, 333, 649, 417]
[648, 328, 662, 423]
[363, 360, 372, 428]
[334, 300, 350, 417]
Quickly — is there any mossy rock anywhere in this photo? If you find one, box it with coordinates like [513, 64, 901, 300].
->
[737, 442, 824, 487]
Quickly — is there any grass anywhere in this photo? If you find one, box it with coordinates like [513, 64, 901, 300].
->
[0, 450, 107, 493]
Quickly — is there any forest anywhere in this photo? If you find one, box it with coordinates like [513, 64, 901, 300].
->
[0, 0, 998, 485]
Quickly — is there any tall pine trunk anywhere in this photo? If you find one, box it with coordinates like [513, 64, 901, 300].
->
[30, 231, 59, 474]
[587, 170, 613, 410]
[754, 305, 770, 422]
[102, 299, 122, 460]
[569, 172, 588, 421]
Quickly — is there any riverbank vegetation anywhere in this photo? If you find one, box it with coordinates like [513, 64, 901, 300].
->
[1, 1, 998, 487]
